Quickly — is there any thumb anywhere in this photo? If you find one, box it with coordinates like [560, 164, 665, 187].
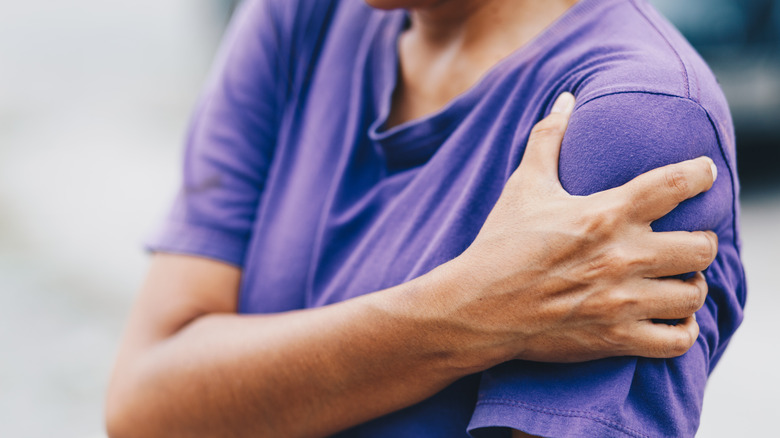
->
[513, 92, 575, 187]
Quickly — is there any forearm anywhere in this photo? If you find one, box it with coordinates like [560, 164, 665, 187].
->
[106, 264, 488, 438]
[107, 99, 721, 437]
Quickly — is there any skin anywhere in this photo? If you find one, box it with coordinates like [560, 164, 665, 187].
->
[106, 1, 719, 436]
[373, 0, 581, 127]
[105, 93, 718, 437]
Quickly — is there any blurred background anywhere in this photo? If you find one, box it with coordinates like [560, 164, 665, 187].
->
[0, 0, 776, 437]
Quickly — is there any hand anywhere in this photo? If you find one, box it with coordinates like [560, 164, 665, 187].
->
[441, 92, 718, 364]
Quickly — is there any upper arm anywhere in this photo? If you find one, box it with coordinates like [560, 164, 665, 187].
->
[467, 92, 745, 438]
[559, 92, 744, 363]
[147, 0, 290, 266]
[559, 92, 733, 235]
[115, 0, 292, 375]
[115, 254, 241, 369]
[124, 0, 293, 349]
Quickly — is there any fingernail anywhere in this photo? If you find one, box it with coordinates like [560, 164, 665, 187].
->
[709, 159, 718, 182]
[551, 92, 575, 114]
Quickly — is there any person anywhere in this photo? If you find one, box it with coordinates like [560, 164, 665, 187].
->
[105, 0, 745, 437]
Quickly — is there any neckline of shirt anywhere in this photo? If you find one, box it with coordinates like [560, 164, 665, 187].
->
[366, 0, 612, 169]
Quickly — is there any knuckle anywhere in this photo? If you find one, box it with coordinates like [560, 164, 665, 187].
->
[617, 290, 641, 314]
[671, 336, 692, 356]
[683, 327, 697, 351]
[602, 288, 641, 318]
[503, 170, 524, 192]
[586, 254, 622, 281]
[683, 284, 704, 313]
[664, 167, 691, 197]
[602, 246, 637, 276]
[583, 254, 615, 281]
[530, 117, 565, 139]
[710, 232, 720, 253]
[694, 234, 717, 268]
[587, 291, 626, 320]
[663, 332, 693, 357]
[601, 202, 626, 228]
[617, 246, 643, 272]
[605, 324, 630, 348]
[571, 212, 596, 237]
[580, 204, 622, 238]
[694, 276, 709, 306]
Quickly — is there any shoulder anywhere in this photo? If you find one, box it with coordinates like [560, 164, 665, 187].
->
[548, 1, 745, 364]
[542, 1, 738, 232]
[228, 0, 344, 53]
[245, 0, 377, 45]
[559, 92, 734, 234]
[559, 0, 721, 99]
[226, 0, 371, 61]
[553, 0, 732, 139]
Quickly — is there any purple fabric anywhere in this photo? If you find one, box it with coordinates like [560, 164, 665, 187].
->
[147, 0, 746, 436]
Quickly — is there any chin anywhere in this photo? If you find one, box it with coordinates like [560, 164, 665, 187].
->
[364, 0, 439, 10]
[364, 0, 407, 9]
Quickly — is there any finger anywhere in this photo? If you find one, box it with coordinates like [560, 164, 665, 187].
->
[512, 92, 575, 186]
[610, 156, 717, 222]
[628, 316, 700, 358]
[638, 231, 718, 277]
[635, 272, 708, 320]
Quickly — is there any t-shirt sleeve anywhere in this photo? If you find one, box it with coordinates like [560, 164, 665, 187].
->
[468, 92, 746, 438]
[145, 0, 289, 266]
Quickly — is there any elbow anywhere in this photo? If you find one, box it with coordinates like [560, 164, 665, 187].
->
[105, 371, 160, 438]
[105, 382, 141, 438]
[105, 362, 191, 438]
[105, 396, 130, 438]
[105, 410, 129, 438]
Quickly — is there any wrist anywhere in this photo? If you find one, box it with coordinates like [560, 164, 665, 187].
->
[394, 259, 512, 374]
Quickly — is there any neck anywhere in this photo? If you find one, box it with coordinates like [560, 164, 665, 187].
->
[384, 0, 579, 128]
[408, 0, 498, 44]
[407, 0, 578, 49]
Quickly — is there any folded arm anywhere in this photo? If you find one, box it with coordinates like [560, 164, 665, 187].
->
[106, 252, 496, 437]
[106, 95, 720, 438]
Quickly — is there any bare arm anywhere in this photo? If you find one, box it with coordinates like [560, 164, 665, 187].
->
[106, 253, 490, 437]
[106, 94, 718, 437]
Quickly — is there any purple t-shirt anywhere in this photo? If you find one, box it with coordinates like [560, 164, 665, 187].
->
[147, 0, 746, 436]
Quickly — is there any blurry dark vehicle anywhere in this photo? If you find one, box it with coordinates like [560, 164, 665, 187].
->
[227, 0, 242, 16]
[217, 0, 242, 24]
[651, 0, 780, 185]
